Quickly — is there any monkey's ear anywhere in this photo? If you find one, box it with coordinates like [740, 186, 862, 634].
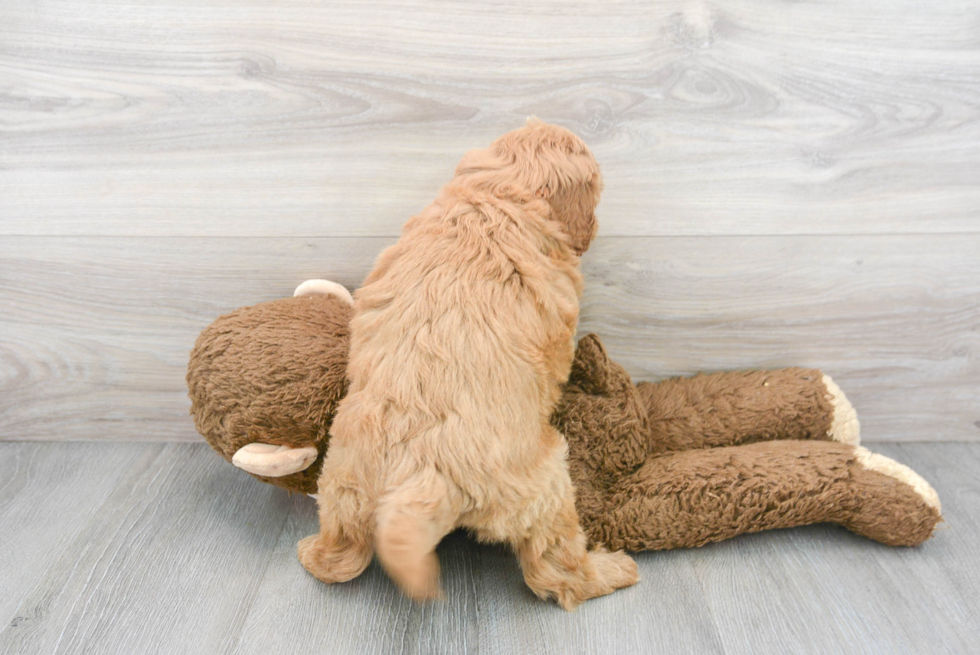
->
[232, 443, 319, 477]
[568, 334, 622, 395]
[568, 334, 638, 397]
[293, 279, 354, 305]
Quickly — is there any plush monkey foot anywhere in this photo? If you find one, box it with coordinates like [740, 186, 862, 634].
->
[843, 446, 942, 546]
[823, 375, 860, 446]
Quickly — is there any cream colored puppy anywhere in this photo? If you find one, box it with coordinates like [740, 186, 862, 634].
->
[298, 119, 638, 609]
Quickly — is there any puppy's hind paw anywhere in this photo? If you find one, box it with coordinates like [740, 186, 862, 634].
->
[590, 548, 639, 594]
[555, 549, 639, 611]
[297, 535, 372, 584]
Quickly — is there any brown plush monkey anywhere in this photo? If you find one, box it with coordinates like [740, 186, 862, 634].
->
[187, 281, 941, 552]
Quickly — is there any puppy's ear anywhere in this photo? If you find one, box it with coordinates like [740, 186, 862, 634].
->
[546, 175, 600, 255]
[454, 147, 510, 178]
[526, 115, 545, 129]
[455, 122, 602, 255]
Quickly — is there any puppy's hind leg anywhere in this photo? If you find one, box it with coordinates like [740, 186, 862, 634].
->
[375, 468, 458, 601]
[515, 430, 639, 610]
[298, 446, 374, 585]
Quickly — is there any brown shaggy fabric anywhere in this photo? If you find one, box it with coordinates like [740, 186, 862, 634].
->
[187, 294, 351, 493]
[572, 439, 940, 551]
[636, 368, 834, 453]
[556, 334, 939, 550]
[187, 299, 941, 549]
[844, 461, 941, 547]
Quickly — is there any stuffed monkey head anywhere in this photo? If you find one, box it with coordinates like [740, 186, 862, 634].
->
[187, 281, 353, 494]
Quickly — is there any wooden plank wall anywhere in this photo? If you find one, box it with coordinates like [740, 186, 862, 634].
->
[1, 0, 978, 442]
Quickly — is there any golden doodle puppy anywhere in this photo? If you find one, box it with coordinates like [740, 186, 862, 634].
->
[298, 119, 639, 609]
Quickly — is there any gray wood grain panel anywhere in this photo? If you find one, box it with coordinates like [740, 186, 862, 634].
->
[236, 501, 727, 655]
[0, 324, 198, 441]
[2, 234, 978, 442]
[0, 443, 293, 655]
[874, 443, 980, 636]
[0, 442, 977, 654]
[2, 0, 978, 237]
[584, 235, 980, 443]
[234, 498, 485, 655]
[0, 442, 150, 627]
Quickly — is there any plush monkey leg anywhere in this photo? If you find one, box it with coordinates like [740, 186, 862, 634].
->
[636, 368, 859, 453]
[581, 440, 940, 552]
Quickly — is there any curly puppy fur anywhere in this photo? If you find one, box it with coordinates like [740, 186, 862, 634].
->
[297, 120, 638, 609]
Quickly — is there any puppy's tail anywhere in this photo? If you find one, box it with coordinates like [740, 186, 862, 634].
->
[375, 468, 457, 601]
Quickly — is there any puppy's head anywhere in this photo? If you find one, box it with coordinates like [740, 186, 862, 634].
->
[454, 118, 603, 255]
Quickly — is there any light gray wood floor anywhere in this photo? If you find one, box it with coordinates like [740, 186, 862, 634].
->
[1, 441, 977, 654]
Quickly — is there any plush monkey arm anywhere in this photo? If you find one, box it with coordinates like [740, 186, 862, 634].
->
[635, 368, 860, 454]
